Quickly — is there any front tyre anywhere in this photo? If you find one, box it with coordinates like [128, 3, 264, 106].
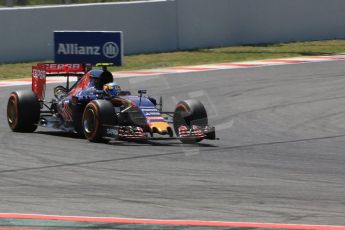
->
[7, 91, 40, 132]
[82, 100, 114, 142]
[173, 99, 208, 144]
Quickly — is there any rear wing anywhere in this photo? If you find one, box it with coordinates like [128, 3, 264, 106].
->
[36, 63, 90, 76]
[32, 63, 91, 100]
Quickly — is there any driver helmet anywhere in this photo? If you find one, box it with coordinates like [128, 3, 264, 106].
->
[103, 82, 121, 96]
[89, 70, 114, 90]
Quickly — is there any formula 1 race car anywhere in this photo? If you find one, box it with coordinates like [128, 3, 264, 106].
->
[7, 63, 216, 143]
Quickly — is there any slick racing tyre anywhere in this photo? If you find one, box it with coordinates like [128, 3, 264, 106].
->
[7, 91, 40, 132]
[82, 100, 115, 142]
[173, 99, 208, 144]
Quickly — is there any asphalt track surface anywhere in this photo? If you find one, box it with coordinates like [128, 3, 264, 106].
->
[0, 61, 345, 226]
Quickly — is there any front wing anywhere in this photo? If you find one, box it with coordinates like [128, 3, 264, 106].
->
[102, 125, 216, 141]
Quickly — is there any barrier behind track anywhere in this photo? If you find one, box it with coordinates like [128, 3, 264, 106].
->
[1, 0, 345, 63]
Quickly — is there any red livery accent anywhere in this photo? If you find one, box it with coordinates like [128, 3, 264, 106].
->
[31, 63, 88, 100]
[57, 100, 73, 122]
[36, 63, 86, 75]
[32, 66, 46, 100]
[68, 72, 92, 97]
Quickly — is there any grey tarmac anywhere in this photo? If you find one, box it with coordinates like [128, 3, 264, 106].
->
[0, 61, 344, 225]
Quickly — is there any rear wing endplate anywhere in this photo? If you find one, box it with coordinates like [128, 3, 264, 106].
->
[32, 63, 90, 100]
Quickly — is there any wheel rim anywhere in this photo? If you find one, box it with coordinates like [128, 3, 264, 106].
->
[7, 97, 17, 127]
[83, 108, 96, 134]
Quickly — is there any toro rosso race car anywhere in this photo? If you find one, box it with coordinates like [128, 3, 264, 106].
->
[7, 63, 216, 143]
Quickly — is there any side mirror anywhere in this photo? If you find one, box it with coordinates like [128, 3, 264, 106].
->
[138, 90, 147, 95]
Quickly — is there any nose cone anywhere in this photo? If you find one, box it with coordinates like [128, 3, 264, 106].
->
[149, 122, 170, 135]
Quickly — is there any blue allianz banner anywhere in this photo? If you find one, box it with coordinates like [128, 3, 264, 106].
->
[54, 31, 123, 66]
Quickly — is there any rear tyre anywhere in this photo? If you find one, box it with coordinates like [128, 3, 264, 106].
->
[7, 91, 40, 132]
[82, 100, 114, 142]
[173, 99, 208, 144]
